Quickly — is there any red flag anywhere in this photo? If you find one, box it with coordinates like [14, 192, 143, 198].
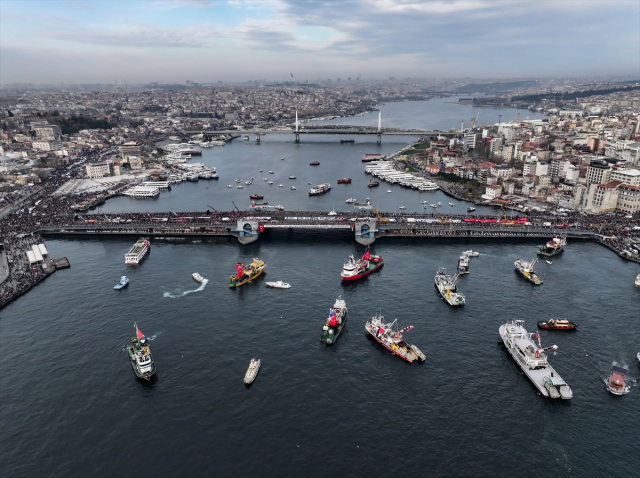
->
[362, 250, 370, 261]
[137, 327, 145, 340]
[535, 332, 539, 340]
[329, 316, 337, 327]
[236, 264, 244, 277]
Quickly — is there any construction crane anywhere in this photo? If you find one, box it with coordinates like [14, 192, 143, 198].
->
[206, 205, 218, 213]
[371, 207, 387, 222]
[232, 201, 241, 214]
[471, 109, 481, 125]
[432, 207, 450, 224]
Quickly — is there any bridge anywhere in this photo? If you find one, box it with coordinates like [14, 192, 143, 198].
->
[38, 211, 598, 246]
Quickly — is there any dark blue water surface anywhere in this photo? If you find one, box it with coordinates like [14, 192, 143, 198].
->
[1, 100, 639, 478]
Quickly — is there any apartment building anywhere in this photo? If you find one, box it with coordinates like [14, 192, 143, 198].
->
[85, 160, 112, 179]
[32, 140, 62, 152]
[585, 159, 611, 184]
[616, 184, 640, 213]
[610, 168, 640, 186]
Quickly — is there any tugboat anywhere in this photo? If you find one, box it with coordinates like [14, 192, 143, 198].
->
[367, 181, 380, 188]
[515, 258, 543, 285]
[434, 268, 465, 306]
[114, 276, 129, 290]
[337, 178, 352, 184]
[340, 248, 384, 281]
[538, 237, 567, 257]
[537, 318, 578, 330]
[499, 320, 572, 399]
[605, 365, 630, 395]
[321, 296, 348, 345]
[229, 259, 266, 287]
[127, 323, 156, 381]
[249, 194, 263, 200]
[457, 254, 470, 274]
[244, 358, 261, 385]
[310, 161, 320, 166]
[365, 313, 426, 363]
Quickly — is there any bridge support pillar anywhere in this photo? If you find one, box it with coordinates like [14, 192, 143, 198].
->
[376, 134, 382, 145]
[295, 133, 300, 143]
[236, 219, 261, 245]
[355, 220, 377, 246]
[256, 133, 261, 144]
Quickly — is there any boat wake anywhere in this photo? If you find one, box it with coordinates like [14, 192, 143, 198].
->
[163, 279, 208, 298]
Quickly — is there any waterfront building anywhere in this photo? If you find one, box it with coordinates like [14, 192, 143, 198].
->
[615, 184, 640, 213]
[32, 140, 62, 152]
[85, 160, 113, 179]
[610, 168, 640, 186]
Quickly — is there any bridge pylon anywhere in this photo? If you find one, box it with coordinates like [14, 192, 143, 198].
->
[376, 134, 381, 145]
[236, 218, 261, 244]
[355, 219, 377, 245]
[295, 133, 300, 143]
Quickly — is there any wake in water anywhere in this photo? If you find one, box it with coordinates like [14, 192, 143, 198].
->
[163, 279, 209, 298]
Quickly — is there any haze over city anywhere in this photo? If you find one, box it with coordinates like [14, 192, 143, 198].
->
[1, 0, 639, 85]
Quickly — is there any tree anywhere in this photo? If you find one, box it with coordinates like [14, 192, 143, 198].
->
[7, 110, 14, 117]
[52, 110, 60, 117]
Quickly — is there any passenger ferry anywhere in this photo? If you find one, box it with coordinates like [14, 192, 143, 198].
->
[125, 238, 150, 265]
[309, 183, 331, 195]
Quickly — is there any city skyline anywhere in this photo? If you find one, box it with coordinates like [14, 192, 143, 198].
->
[1, 0, 639, 85]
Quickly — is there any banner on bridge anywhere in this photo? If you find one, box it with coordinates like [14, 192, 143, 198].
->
[263, 224, 351, 229]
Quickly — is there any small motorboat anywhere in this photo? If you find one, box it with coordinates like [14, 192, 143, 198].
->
[310, 161, 320, 166]
[420, 201, 428, 204]
[537, 319, 578, 330]
[606, 365, 630, 395]
[367, 181, 380, 188]
[244, 358, 261, 385]
[245, 181, 252, 185]
[278, 184, 283, 187]
[345, 198, 357, 203]
[430, 204, 437, 208]
[265, 281, 291, 289]
[449, 202, 455, 206]
[114, 276, 129, 290]
[290, 186, 296, 190]
[269, 171, 274, 174]
[260, 169, 263, 172]
[387, 190, 392, 193]
[467, 207, 476, 212]
[264, 178, 268, 181]
[275, 205, 284, 210]
[281, 157, 285, 160]
[237, 185, 243, 189]
[308, 182, 312, 185]
[546, 260, 553, 265]
[289, 176, 296, 179]
[250, 194, 263, 200]
[399, 206, 406, 210]
[192, 272, 204, 283]
[635, 274, 640, 286]
[463, 250, 479, 257]
[328, 209, 337, 216]
[268, 181, 274, 185]
[235, 179, 242, 183]
[438, 202, 442, 206]
[227, 185, 232, 188]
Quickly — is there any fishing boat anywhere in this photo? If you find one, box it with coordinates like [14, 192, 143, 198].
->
[114, 276, 129, 290]
[434, 268, 465, 306]
[125, 238, 150, 265]
[467, 207, 476, 212]
[537, 318, 578, 330]
[499, 320, 572, 399]
[457, 254, 470, 274]
[337, 178, 352, 184]
[244, 358, 261, 385]
[345, 198, 357, 203]
[398, 206, 406, 210]
[365, 313, 426, 363]
[309, 183, 331, 195]
[127, 323, 156, 381]
[635, 274, 640, 286]
[265, 281, 291, 289]
[229, 258, 266, 288]
[463, 250, 479, 257]
[249, 194, 263, 200]
[289, 176, 296, 179]
[515, 258, 543, 285]
[367, 181, 380, 188]
[340, 248, 383, 281]
[310, 161, 320, 166]
[321, 296, 348, 345]
[605, 365, 630, 395]
[192, 272, 204, 283]
[538, 237, 567, 257]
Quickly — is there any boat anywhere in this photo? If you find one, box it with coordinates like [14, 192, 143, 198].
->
[398, 206, 406, 210]
[310, 161, 320, 166]
[227, 185, 232, 188]
[367, 181, 380, 188]
[236, 179, 242, 183]
[340, 248, 383, 281]
[265, 280, 291, 289]
[328, 209, 337, 216]
[289, 176, 296, 179]
[192, 272, 204, 283]
[237, 185, 243, 189]
[260, 169, 263, 172]
[467, 207, 476, 212]
[463, 250, 479, 257]
[268, 181, 274, 185]
[278, 184, 283, 187]
[449, 202, 455, 206]
[605, 365, 630, 395]
[437, 202, 442, 206]
[114, 276, 129, 290]
[457, 254, 470, 274]
[430, 204, 437, 208]
[245, 180, 252, 185]
[127, 323, 156, 381]
[309, 183, 331, 196]
[537, 318, 578, 330]
[244, 135, 250, 140]
[434, 268, 465, 306]
[337, 178, 352, 184]
[125, 238, 150, 265]
[249, 194, 263, 200]
[321, 296, 348, 345]
[387, 190, 392, 193]
[291, 186, 296, 190]
[420, 201, 428, 204]
[515, 258, 543, 285]
[546, 260, 552, 265]
[365, 313, 426, 363]
[244, 358, 261, 385]
[229, 259, 266, 287]
[538, 237, 567, 257]
[269, 171, 274, 174]
[345, 198, 357, 203]
[636, 274, 640, 286]
[499, 320, 572, 399]
[354, 198, 373, 210]
[275, 205, 284, 210]
[341, 139, 355, 143]
[264, 178, 268, 181]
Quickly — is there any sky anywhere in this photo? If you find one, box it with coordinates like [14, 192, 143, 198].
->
[1, 0, 639, 85]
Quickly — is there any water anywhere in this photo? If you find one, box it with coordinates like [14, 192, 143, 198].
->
[1, 236, 639, 477]
[2, 99, 639, 477]
[96, 98, 545, 217]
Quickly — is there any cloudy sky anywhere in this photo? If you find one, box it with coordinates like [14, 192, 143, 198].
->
[1, 0, 638, 84]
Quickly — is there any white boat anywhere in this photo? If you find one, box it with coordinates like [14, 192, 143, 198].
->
[122, 186, 160, 198]
[457, 254, 470, 274]
[463, 250, 479, 257]
[500, 320, 572, 399]
[275, 205, 284, 210]
[236, 179, 242, 183]
[260, 169, 263, 172]
[114, 276, 129, 290]
[635, 274, 640, 286]
[430, 204, 437, 208]
[265, 281, 291, 289]
[192, 272, 204, 283]
[606, 365, 630, 395]
[546, 260, 552, 265]
[345, 198, 357, 203]
[420, 201, 428, 204]
[289, 176, 296, 179]
[244, 358, 261, 385]
[309, 183, 331, 195]
[515, 258, 543, 285]
[237, 185, 244, 189]
[269, 171, 274, 174]
[268, 181, 274, 185]
[437, 202, 442, 206]
[399, 206, 406, 210]
[449, 202, 455, 206]
[245, 181, 252, 185]
[279, 184, 283, 187]
[387, 190, 392, 193]
[434, 267, 465, 306]
[264, 178, 268, 181]
[227, 185, 232, 188]
[291, 186, 296, 190]
[328, 209, 337, 216]
[125, 238, 150, 265]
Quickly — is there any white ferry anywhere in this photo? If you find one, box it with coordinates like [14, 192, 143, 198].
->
[125, 238, 150, 265]
[309, 183, 331, 195]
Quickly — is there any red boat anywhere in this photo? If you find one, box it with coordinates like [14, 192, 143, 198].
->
[340, 248, 383, 281]
[537, 319, 578, 330]
[337, 178, 352, 184]
[310, 161, 320, 166]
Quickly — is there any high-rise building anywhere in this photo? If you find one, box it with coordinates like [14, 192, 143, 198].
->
[585, 159, 611, 184]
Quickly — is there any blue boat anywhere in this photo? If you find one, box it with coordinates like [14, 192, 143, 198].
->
[114, 276, 129, 290]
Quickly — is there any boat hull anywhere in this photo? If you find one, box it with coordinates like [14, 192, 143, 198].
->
[515, 267, 543, 285]
[229, 265, 266, 287]
[538, 247, 564, 257]
[365, 327, 413, 362]
[537, 322, 578, 330]
[341, 261, 383, 281]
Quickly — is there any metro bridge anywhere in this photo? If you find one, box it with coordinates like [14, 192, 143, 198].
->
[39, 211, 596, 246]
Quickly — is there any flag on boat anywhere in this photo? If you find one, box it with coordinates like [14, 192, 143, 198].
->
[135, 323, 146, 342]
[236, 264, 244, 277]
[535, 331, 539, 340]
[362, 249, 370, 261]
[329, 310, 337, 327]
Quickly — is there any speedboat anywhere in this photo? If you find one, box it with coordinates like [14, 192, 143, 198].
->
[387, 190, 392, 193]
[467, 207, 476, 212]
[260, 169, 263, 172]
[227, 185, 232, 188]
[237, 185, 243, 189]
[289, 176, 296, 179]
[399, 206, 406, 210]
[264, 178, 268, 181]
[463, 250, 479, 257]
[192, 272, 204, 283]
[244, 358, 261, 385]
[449, 202, 455, 206]
[430, 204, 437, 208]
[245, 180, 252, 185]
[268, 181, 274, 185]
[345, 198, 357, 203]
[420, 201, 428, 204]
[291, 186, 296, 190]
[438, 202, 442, 206]
[269, 171, 274, 174]
[546, 260, 552, 265]
[235, 179, 242, 183]
[114, 276, 129, 290]
[265, 281, 291, 289]
[606, 365, 630, 395]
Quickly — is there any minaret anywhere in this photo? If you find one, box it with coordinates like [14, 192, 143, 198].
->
[378, 111, 381, 131]
[295, 109, 299, 132]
